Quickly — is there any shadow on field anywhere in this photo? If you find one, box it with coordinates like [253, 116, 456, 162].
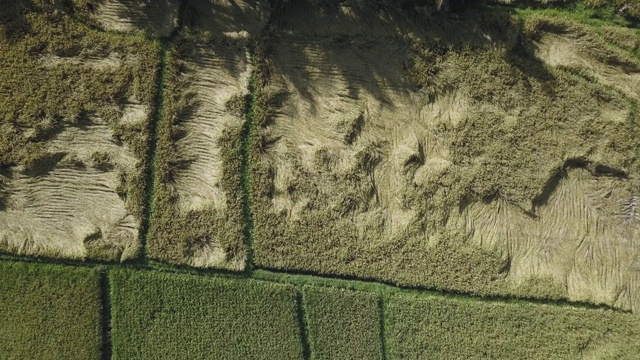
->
[0, 0, 32, 41]
[265, 0, 554, 117]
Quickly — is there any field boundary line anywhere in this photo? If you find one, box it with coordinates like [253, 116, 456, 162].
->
[296, 291, 312, 360]
[252, 267, 630, 313]
[99, 270, 113, 360]
[239, 68, 257, 272]
[379, 296, 389, 360]
[0, 252, 631, 314]
[138, 41, 170, 261]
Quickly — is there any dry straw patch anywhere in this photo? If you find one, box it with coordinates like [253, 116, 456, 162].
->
[0, 0, 158, 261]
[251, 0, 512, 292]
[250, 1, 640, 310]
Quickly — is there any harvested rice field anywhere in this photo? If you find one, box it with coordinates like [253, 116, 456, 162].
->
[250, 0, 640, 311]
[81, 0, 180, 38]
[0, 0, 158, 262]
[3, 0, 640, 358]
[146, 0, 268, 269]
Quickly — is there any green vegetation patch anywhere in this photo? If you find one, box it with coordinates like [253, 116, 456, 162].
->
[110, 269, 305, 360]
[0, 261, 103, 360]
[386, 294, 640, 359]
[303, 286, 384, 360]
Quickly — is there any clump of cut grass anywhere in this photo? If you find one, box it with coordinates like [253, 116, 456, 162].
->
[225, 93, 250, 117]
[623, 194, 639, 223]
[0, 261, 103, 359]
[110, 269, 305, 360]
[303, 286, 385, 360]
[386, 293, 640, 358]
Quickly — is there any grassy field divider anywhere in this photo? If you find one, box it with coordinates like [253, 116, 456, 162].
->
[0, 252, 631, 315]
[140, 41, 171, 261]
[296, 291, 312, 360]
[99, 270, 113, 360]
[240, 68, 258, 272]
[252, 268, 629, 313]
[379, 296, 389, 360]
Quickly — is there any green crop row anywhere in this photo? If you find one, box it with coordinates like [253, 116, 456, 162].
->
[303, 286, 385, 360]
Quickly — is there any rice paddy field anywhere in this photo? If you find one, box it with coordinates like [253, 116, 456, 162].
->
[303, 286, 385, 360]
[109, 269, 305, 359]
[2, 0, 640, 358]
[0, 262, 103, 359]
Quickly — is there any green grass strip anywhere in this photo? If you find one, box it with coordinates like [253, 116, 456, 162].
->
[240, 71, 257, 271]
[140, 40, 170, 260]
